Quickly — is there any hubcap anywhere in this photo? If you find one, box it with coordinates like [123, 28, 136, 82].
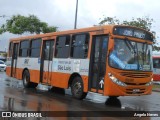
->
[73, 82, 82, 95]
[24, 75, 28, 85]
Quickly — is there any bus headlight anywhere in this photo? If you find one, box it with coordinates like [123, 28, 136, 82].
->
[108, 73, 127, 87]
[145, 78, 153, 86]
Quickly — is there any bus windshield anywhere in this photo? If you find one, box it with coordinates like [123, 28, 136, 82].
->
[109, 38, 152, 71]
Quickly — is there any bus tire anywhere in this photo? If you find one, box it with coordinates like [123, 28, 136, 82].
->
[71, 76, 87, 100]
[22, 70, 38, 88]
[105, 96, 121, 107]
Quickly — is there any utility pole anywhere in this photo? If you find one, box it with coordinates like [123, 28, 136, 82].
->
[74, 0, 78, 29]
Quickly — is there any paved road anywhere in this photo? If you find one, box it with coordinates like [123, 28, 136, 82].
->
[0, 71, 160, 120]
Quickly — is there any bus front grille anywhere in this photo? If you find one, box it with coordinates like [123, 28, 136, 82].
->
[120, 72, 150, 78]
[124, 82, 146, 85]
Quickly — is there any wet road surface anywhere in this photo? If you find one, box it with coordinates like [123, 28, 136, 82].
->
[0, 72, 160, 120]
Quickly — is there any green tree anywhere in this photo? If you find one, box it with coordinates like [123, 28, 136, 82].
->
[99, 16, 153, 31]
[99, 16, 120, 25]
[0, 14, 57, 34]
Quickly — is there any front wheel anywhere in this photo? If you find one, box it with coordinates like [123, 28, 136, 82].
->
[105, 96, 121, 107]
[22, 70, 38, 88]
[71, 77, 87, 100]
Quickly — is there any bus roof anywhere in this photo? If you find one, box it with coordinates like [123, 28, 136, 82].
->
[9, 25, 113, 42]
[9, 25, 152, 42]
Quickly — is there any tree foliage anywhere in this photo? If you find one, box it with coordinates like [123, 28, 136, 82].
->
[99, 16, 154, 31]
[99, 16, 120, 25]
[0, 14, 57, 34]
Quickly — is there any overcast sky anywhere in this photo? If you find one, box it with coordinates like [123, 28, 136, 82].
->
[0, 0, 160, 51]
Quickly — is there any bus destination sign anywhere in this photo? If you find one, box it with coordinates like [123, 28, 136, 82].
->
[113, 27, 153, 41]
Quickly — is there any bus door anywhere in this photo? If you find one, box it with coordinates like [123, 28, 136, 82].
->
[40, 40, 54, 84]
[89, 35, 108, 92]
[11, 43, 19, 77]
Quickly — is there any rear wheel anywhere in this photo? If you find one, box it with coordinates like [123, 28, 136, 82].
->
[71, 76, 87, 100]
[22, 70, 38, 88]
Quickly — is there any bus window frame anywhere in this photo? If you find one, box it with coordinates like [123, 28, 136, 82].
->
[55, 35, 71, 58]
[9, 42, 13, 57]
[70, 32, 90, 59]
[19, 40, 30, 57]
[29, 38, 42, 58]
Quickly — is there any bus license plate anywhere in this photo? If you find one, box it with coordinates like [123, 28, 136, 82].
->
[133, 89, 140, 92]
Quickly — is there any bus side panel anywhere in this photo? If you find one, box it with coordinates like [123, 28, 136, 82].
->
[16, 58, 41, 83]
[50, 72, 88, 92]
[6, 67, 11, 76]
[81, 76, 89, 92]
[16, 68, 23, 80]
[10, 66, 40, 83]
[6, 57, 12, 77]
[29, 70, 40, 83]
[51, 58, 89, 92]
[51, 72, 70, 89]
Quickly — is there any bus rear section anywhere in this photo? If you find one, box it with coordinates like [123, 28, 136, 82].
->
[153, 56, 160, 84]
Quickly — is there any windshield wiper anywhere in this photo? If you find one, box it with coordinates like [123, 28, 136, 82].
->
[125, 40, 136, 54]
[142, 42, 148, 65]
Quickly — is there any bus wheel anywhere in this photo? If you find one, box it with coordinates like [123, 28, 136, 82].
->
[23, 70, 38, 88]
[71, 77, 87, 100]
[105, 96, 121, 107]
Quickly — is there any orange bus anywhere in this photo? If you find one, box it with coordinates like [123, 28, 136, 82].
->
[6, 25, 153, 99]
[153, 55, 160, 84]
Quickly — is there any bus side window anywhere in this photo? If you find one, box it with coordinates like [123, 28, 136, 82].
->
[9, 42, 13, 57]
[30, 38, 42, 58]
[19, 40, 30, 57]
[55, 35, 70, 58]
[71, 33, 89, 58]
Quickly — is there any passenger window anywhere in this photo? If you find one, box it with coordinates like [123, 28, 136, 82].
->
[30, 38, 42, 57]
[19, 40, 30, 57]
[71, 33, 89, 58]
[55, 35, 70, 58]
